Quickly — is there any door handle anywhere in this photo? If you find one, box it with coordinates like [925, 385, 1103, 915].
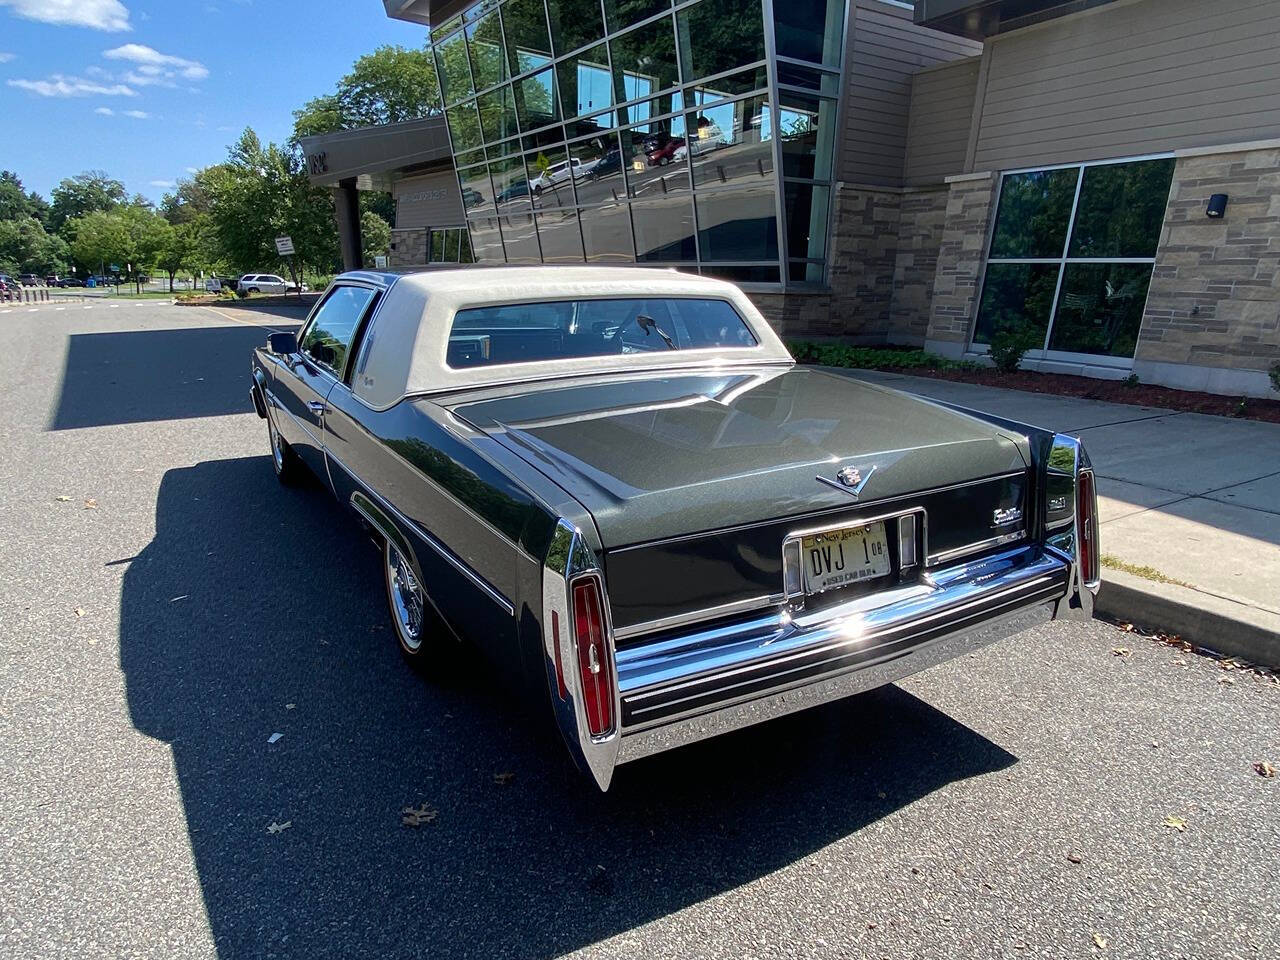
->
[307, 401, 327, 415]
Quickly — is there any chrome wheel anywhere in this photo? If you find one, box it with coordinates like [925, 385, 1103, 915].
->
[386, 541, 425, 652]
[268, 416, 285, 473]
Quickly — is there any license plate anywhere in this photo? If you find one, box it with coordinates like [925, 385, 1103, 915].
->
[800, 521, 891, 596]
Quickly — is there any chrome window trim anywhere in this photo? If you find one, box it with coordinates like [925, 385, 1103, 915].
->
[325, 446, 515, 616]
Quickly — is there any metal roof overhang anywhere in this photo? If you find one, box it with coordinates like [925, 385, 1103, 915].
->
[384, 0, 471, 29]
[914, 0, 1119, 39]
[299, 116, 453, 191]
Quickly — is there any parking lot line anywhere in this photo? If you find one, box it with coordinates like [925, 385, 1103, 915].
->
[202, 305, 287, 334]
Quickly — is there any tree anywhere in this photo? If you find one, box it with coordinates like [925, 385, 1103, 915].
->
[50, 172, 127, 234]
[160, 169, 221, 225]
[121, 206, 173, 291]
[361, 210, 391, 267]
[1, 171, 50, 225]
[292, 45, 440, 141]
[69, 210, 134, 278]
[0, 217, 70, 275]
[156, 221, 197, 292]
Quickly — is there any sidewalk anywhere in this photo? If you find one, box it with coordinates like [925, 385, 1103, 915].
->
[833, 368, 1280, 667]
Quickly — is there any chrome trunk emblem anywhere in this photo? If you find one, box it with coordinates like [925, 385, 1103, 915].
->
[993, 506, 1023, 527]
[818, 464, 877, 500]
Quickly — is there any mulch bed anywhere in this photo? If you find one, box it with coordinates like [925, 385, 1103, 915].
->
[885, 366, 1280, 424]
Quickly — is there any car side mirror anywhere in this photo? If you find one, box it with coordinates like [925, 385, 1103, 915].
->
[267, 332, 298, 355]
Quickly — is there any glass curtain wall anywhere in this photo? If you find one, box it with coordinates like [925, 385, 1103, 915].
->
[973, 156, 1175, 361]
[428, 0, 846, 286]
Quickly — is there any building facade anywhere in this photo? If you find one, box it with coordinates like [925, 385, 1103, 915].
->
[320, 0, 1280, 396]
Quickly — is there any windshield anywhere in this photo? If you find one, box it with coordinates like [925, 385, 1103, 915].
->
[446, 297, 758, 369]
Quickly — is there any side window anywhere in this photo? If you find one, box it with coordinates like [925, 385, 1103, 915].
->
[300, 285, 378, 377]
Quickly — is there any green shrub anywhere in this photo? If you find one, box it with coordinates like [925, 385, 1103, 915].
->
[1270, 363, 1280, 394]
[786, 340, 962, 372]
[1123, 372, 1141, 388]
[988, 324, 1042, 373]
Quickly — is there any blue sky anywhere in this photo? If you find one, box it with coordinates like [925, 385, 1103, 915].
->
[0, 0, 424, 205]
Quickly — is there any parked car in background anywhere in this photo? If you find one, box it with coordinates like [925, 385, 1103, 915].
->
[18, 273, 42, 287]
[645, 135, 686, 166]
[238, 274, 290, 295]
[44, 276, 60, 286]
[58, 277, 86, 287]
[249, 266, 1100, 790]
[0, 275, 19, 299]
[531, 158, 587, 194]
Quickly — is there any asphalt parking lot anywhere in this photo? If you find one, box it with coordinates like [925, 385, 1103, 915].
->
[2, 300, 1277, 959]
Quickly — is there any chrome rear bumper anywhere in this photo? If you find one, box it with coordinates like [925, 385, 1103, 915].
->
[613, 545, 1071, 765]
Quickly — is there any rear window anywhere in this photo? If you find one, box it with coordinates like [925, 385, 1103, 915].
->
[446, 297, 757, 368]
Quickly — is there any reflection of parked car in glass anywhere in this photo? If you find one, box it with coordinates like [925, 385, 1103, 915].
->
[688, 118, 728, 156]
[587, 148, 623, 180]
[497, 180, 531, 203]
[645, 136, 686, 166]
[462, 187, 485, 208]
[531, 158, 586, 194]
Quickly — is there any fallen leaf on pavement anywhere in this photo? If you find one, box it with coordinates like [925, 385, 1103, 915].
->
[268, 732, 283, 744]
[1092, 932, 1108, 950]
[402, 803, 437, 827]
[74, 607, 85, 618]
[54, 495, 72, 502]
[1119, 622, 1135, 632]
[1111, 647, 1131, 657]
[1254, 761, 1276, 778]
[1066, 851, 1082, 864]
[84, 498, 97, 509]
[493, 771, 515, 785]
[1163, 815, 1187, 832]
[1218, 676, 1235, 686]
[266, 820, 291, 834]
[285, 703, 296, 710]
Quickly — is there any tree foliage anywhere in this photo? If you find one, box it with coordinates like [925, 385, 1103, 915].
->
[292, 45, 440, 140]
[49, 171, 128, 233]
[0, 217, 70, 275]
[361, 210, 391, 266]
[0, 171, 50, 226]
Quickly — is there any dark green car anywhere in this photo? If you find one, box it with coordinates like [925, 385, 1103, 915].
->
[250, 266, 1099, 790]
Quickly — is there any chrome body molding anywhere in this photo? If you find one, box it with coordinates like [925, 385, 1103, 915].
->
[612, 593, 786, 642]
[542, 520, 622, 790]
[927, 529, 1027, 566]
[334, 451, 515, 617]
[1044, 433, 1098, 620]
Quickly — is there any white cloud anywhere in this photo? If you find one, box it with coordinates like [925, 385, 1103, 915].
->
[150, 179, 174, 188]
[104, 43, 207, 85]
[185, 166, 199, 174]
[122, 108, 148, 118]
[7, 74, 136, 97]
[0, 0, 131, 32]
[0, 52, 15, 63]
[95, 106, 114, 115]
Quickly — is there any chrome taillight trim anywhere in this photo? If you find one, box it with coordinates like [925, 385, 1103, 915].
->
[542, 520, 621, 790]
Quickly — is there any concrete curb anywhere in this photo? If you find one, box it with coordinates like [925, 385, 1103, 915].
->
[1096, 568, 1280, 669]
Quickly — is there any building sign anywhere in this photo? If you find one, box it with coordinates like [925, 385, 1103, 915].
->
[392, 171, 465, 230]
[307, 152, 328, 176]
[275, 236, 296, 256]
[374, 255, 389, 269]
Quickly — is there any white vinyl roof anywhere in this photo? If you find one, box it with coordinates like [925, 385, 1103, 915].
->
[349, 266, 794, 410]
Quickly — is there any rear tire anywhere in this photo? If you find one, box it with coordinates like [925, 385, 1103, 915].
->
[383, 538, 455, 670]
[267, 412, 305, 485]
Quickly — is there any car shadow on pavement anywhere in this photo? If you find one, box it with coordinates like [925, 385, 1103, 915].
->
[50, 325, 298, 430]
[120, 456, 1017, 960]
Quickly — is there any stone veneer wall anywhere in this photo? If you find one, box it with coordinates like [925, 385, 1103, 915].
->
[889, 186, 949, 345]
[389, 228, 427, 268]
[826, 186, 902, 340]
[923, 172, 998, 356]
[1135, 147, 1280, 394]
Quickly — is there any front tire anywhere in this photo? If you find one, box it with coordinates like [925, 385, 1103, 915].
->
[383, 539, 454, 669]
[267, 412, 305, 485]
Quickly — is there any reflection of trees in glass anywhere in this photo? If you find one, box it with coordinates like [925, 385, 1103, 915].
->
[446, 101, 483, 152]
[609, 15, 678, 108]
[973, 263, 1058, 346]
[467, 11, 508, 91]
[1049, 264, 1152, 357]
[476, 85, 519, 143]
[500, 0, 554, 75]
[989, 169, 1078, 259]
[516, 69, 558, 129]
[677, 0, 766, 82]
[603, 0, 671, 33]
[546, 0, 605, 59]
[434, 31, 474, 106]
[1069, 159, 1174, 258]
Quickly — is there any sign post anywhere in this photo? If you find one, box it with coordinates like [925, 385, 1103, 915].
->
[275, 236, 299, 297]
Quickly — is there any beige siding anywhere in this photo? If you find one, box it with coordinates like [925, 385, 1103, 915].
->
[903, 57, 980, 184]
[392, 170, 466, 230]
[840, 0, 981, 187]
[972, 0, 1280, 171]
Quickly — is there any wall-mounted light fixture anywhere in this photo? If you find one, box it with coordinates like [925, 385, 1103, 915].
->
[1206, 193, 1229, 219]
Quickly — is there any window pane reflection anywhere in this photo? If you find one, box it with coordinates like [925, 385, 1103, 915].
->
[603, 0, 670, 34]
[677, 0, 765, 83]
[515, 68, 559, 130]
[632, 196, 696, 261]
[500, 210, 541, 261]
[558, 44, 612, 120]
[688, 96, 772, 189]
[1069, 159, 1174, 259]
[1049, 263, 1152, 357]
[446, 100, 484, 152]
[536, 209, 585, 261]
[466, 11, 508, 92]
[436, 30, 474, 105]
[610, 16, 678, 108]
[477, 84, 519, 143]
[468, 217, 505, 261]
[989, 169, 1079, 260]
[784, 181, 829, 261]
[696, 183, 778, 261]
[773, 0, 843, 66]
[528, 146, 576, 207]
[973, 262, 1058, 346]
[490, 154, 531, 208]
[501, 0, 553, 76]
[777, 92, 835, 181]
[571, 133, 627, 205]
[458, 163, 494, 212]
[546, 0, 605, 57]
[621, 126, 690, 198]
[580, 203, 635, 261]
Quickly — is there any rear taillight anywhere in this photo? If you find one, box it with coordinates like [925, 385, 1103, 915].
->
[572, 576, 614, 737]
[1077, 470, 1099, 586]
